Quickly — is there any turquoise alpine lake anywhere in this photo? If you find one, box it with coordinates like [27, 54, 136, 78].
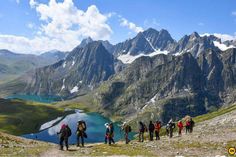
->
[22, 111, 131, 144]
[6, 94, 63, 103]
[7, 94, 134, 144]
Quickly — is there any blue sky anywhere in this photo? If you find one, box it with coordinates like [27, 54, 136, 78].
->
[0, 0, 235, 53]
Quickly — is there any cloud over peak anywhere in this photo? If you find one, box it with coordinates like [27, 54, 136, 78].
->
[120, 17, 143, 33]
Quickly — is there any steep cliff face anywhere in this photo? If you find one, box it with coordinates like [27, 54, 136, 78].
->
[94, 48, 236, 123]
[112, 28, 175, 56]
[219, 48, 236, 104]
[24, 41, 115, 96]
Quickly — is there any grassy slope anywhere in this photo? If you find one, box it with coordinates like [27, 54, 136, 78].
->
[193, 103, 236, 122]
[0, 98, 68, 135]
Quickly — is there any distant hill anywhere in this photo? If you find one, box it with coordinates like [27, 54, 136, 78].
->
[0, 49, 66, 84]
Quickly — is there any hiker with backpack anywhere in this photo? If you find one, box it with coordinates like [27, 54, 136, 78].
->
[108, 123, 115, 145]
[166, 123, 170, 136]
[138, 121, 145, 142]
[122, 122, 132, 144]
[148, 121, 155, 141]
[104, 123, 109, 144]
[154, 121, 161, 140]
[76, 120, 87, 147]
[177, 120, 184, 136]
[57, 124, 72, 151]
[167, 119, 175, 138]
[189, 118, 195, 133]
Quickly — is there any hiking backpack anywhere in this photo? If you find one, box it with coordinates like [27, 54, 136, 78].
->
[78, 120, 87, 131]
[128, 125, 132, 132]
[67, 127, 72, 137]
[144, 124, 148, 132]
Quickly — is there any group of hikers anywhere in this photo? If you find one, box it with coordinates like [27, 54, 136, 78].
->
[57, 116, 195, 150]
[137, 117, 195, 143]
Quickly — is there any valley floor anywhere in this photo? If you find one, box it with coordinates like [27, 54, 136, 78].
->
[2, 106, 236, 157]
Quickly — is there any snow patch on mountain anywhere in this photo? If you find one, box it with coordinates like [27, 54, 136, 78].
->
[63, 61, 67, 68]
[71, 60, 75, 66]
[118, 50, 168, 64]
[213, 41, 235, 51]
[70, 86, 78, 93]
[145, 37, 158, 52]
[61, 79, 65, 91]
[146, 93, 158, 104]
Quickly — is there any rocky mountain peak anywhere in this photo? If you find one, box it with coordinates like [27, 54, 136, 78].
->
[190, 32, 200, 40]
[78, 37, 93, 48]
[143, 28, 159, 36]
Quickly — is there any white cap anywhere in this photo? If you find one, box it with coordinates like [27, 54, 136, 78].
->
[104, 123, 109, 128]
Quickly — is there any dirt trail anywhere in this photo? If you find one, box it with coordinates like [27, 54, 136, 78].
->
[40, 143, 102, 157]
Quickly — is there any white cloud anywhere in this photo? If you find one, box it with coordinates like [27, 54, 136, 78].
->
[201, 33, 236, 42]
[0, 34, 71, 54]
[120, 17, 143, 33]
[35, 0, 112, 40]
[0, 0, 113, 54]
[29, 0, 38, 8]
[16, 0, 20, 4]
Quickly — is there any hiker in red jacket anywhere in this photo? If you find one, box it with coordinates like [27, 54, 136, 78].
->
[154, 121, 161, 140]
[177, 120, 184, 136]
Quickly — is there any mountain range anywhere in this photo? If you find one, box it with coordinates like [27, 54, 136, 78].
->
[1, 28, 236, 123]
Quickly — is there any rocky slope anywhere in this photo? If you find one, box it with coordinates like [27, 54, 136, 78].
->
[6, 41, 115, 97]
